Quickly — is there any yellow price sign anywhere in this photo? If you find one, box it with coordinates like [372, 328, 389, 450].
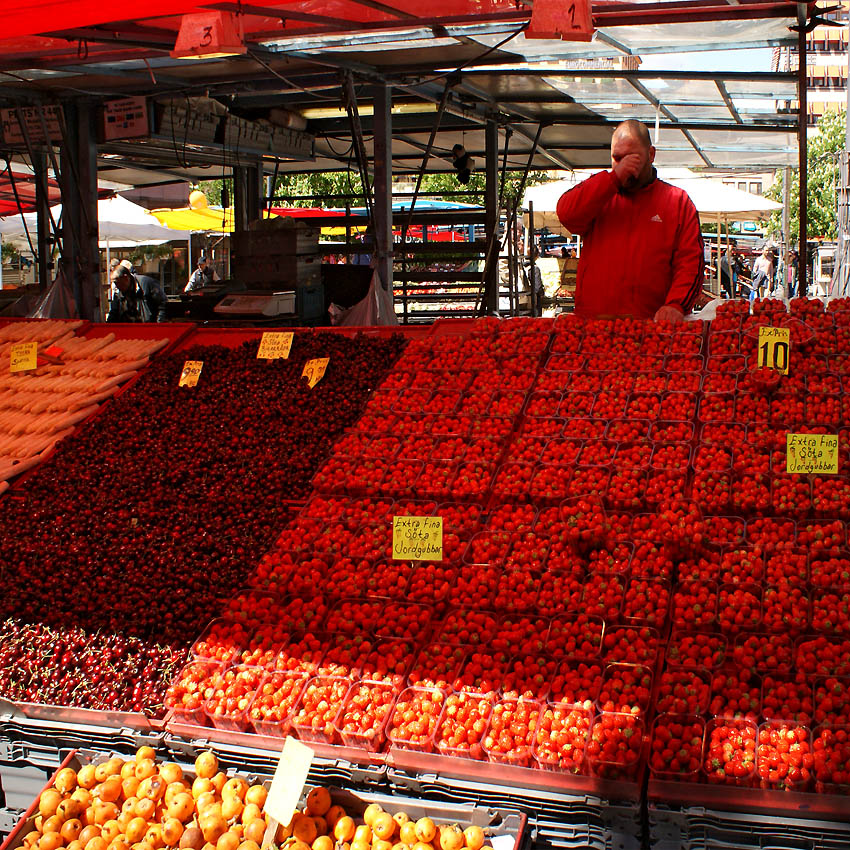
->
[787, 433, 839, 474]
[757, 326, 790, 375]
[178, 360, 203, 387]
[302, 357, 329, 389]
[257, 331, 294, 360]
[392, 516, 443, 562]
[10, 342, 37, 373]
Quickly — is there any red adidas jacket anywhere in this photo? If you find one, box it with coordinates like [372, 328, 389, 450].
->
[556, 169, 704, 319]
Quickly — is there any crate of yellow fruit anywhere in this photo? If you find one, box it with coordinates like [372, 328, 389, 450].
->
[0, 749, 526, 850]
[272, 785, 525, 850]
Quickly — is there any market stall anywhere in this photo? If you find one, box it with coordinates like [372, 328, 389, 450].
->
[0, 301, 849, 849]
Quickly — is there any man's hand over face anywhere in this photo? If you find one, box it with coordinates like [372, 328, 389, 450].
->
[612, 153, 643, 188]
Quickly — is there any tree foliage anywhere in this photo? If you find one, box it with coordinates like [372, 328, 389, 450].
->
[200, 166, 552, 210]
[766, 109, 846, 241]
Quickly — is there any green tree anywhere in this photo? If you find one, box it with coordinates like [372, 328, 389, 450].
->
[766, 109, 846, 241]
[203, 166, 551, 209]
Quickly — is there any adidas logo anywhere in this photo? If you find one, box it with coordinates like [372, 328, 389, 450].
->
[651, 214, 663, 223]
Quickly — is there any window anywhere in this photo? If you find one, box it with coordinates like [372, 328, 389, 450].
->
[749, 182, 763, 196]
[737, 182, 747, 192]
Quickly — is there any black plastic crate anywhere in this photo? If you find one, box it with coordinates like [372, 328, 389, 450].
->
[649, 804, 850, 850]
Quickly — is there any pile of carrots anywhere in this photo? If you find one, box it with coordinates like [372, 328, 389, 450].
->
[0, 321, 169, 493]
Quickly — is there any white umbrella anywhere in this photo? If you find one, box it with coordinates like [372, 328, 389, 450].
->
[522, 173, 781, 234]
[0, 195, 192, 247]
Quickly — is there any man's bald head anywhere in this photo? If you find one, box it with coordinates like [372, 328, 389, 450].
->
[610, 120, 656, 193]
[613, 119, 652, 149]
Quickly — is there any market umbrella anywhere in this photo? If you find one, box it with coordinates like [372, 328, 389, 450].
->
[0, 195, 192, 247]
[522, 173, 781, 234]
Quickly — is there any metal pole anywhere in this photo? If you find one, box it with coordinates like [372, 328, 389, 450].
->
[484, 118, 499, 314]
[798, 6, 809, 296]
[716, 212, 722, 295]
[372, 82, 393, 294]
[33, 151, 50, 291]
[782, 165, 791, 295]
[529, 201, 536, 317]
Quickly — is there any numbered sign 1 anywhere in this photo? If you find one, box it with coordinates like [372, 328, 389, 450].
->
[787, 433, 839, 475]
[302, 357, 329, 389]
[757, 326, 790, 375]
[527, 0, 594, 41]
[179, 360, 203, 387]
[10, 342, 38, 373]
[256, 331, 294, 361]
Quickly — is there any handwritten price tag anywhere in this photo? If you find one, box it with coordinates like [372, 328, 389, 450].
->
[393, 516, 443, 562]
[10, 342, 37, 373]
[757, 327, 790, 375]
[257, 332, 294, 360]
[263, 737, 314, 836]
[787, 433, 839, 474]
[302, 357, 329, 389]
[178, 360, 203, 387]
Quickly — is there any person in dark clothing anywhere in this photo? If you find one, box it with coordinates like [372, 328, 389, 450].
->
[184, 254, 220, 292]
[106, 262, 146, 323]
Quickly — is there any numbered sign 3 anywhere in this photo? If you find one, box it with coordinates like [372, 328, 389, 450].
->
[527, 0, 594, 41]
[302, 357, 329, 389]
[757, 327, 790, 375]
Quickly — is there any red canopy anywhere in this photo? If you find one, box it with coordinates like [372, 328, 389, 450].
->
[269, 207, 346, 218]
[0, 169, 62, 217]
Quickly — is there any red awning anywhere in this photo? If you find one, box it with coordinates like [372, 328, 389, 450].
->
[0, 169, 62, 217]
[269, 207, 347, 218]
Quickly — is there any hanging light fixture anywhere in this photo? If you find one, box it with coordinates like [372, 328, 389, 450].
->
[171, 11, 246, 60]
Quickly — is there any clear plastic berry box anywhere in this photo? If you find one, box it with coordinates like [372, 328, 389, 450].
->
[703, 716, 758, 786]
[334, 678, 399, 752]
[533, 702, 592, 774]
[386, 685, 446, 752]
[190, 618, 249, 666]
[202, 664, 265, 732]
[290, 675, 352, 744]
[649, 714, 705, 782]
[433, 691, 494, 761]
[482, 697, 542, 767]
[164, 659, 220, 727]
[587, 711, 645, 781]
[246, 670, 308, 737]
[756, 719, 813, 792]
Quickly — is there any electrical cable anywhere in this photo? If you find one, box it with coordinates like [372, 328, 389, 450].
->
[411, 24, 528, 86]
[247, 50, 329, 99]
[2, 156, 38, 262]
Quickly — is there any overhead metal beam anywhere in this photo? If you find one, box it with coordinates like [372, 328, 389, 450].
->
[450, 78, 577, 169]
[208, 3, 356, 28]
[343, 0, 409, 18]
[715, 80, 744, 123]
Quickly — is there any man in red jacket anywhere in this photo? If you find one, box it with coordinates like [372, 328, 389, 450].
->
[556, 120, 704, 322]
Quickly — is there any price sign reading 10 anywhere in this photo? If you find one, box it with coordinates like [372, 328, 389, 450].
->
[757, 326, 790, 376]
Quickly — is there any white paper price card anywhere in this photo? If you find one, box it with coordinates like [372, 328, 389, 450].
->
[263, 736, 314, 828]
[10, 342, 37, 373]
[178, 360, 203, 387]
[257, 331, 294, 360]
[302, 357, 329, 389]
